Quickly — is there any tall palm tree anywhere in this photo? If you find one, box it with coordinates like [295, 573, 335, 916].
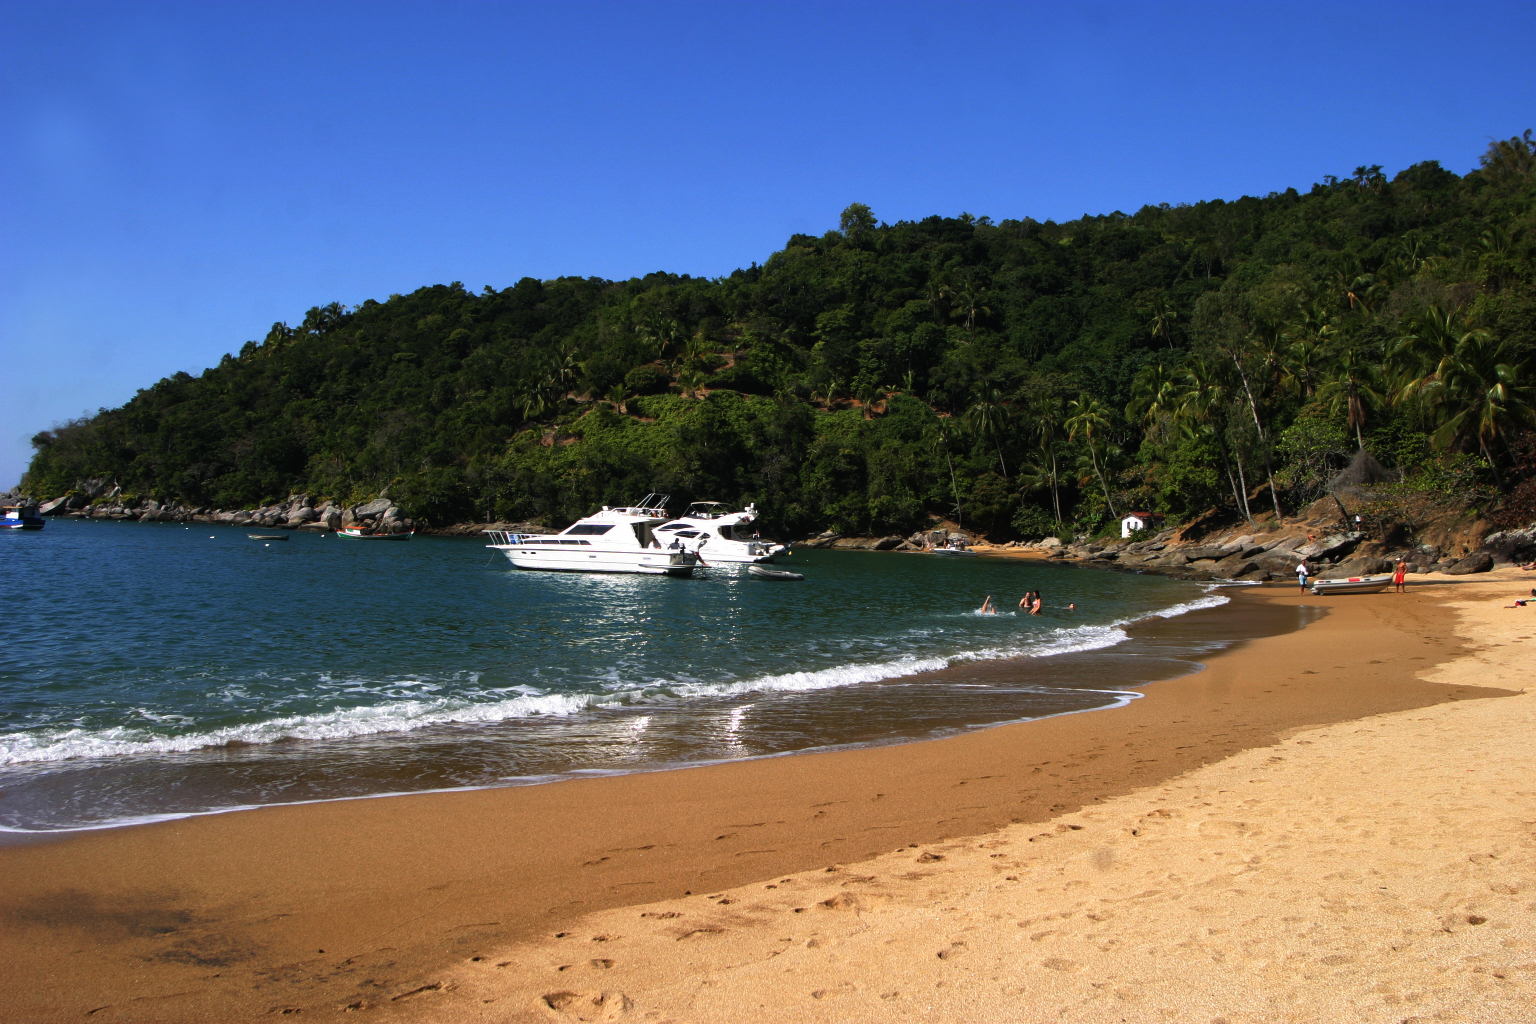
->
[950, 281, 991, 339]
[1173, 356, 1255, 526]
[1419, 332, 1536, 488]
[1147, 299, 1180, 349]
[1064, 395, 1118, 518]
[963, 383, 1012, 481]
[1023, 395, 1066, 524]
[925, 273, 954, 323]
[1126, 363, 1180, 426]
[1317, 345, 1385, 452]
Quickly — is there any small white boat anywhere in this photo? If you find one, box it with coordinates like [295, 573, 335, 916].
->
[748, 564, 803, 581]
[339, 526, 413, 540]
[485, 494, 699, 576]
[654, 501, 788, 563]
[1310, 573, 1392, 595]
[928, 545, 975, 557]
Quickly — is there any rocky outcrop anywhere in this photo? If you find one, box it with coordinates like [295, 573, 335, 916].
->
[1320, 555, 1392, 579]
[1295, 532, 1364, 561]
[1443, 551, 1493, 575]
[1483, 529, 1536, 565]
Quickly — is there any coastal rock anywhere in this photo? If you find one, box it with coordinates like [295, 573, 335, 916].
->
[872, 535, 903, 551]
[287, 507, 319, 525]
[1182, 544, 1228, 562]
[320, 509, 342, 529]
[1321, 555, 1391, 579]
[1443, 551, 1493, 575]
[297, 521, 333, 532]
[1295, 531, 1364, 561]
[1482, 529, 1536, 564]
[38, 496, 71, 516]
[354, 498, 392, 518]
[1213, 554, 1261, 578]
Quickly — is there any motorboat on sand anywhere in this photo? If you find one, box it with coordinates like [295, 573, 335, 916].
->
[1310, 573, 1392, 595]
[654, 502, 788, 564]
[485, 494, 699, 576]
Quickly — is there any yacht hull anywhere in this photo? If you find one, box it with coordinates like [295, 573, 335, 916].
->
[498, 547, 696, 576]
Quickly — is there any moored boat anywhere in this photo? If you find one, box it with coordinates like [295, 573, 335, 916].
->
[654, 501, 788, 563]
[247, 533, 290, 541]
[1310, 573, 1392, 595]
[485, 494, 699, 576]
[2, 504, 45, 530]
[338, 525, 413, 540]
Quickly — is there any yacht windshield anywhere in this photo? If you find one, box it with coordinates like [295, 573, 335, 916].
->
[564, 524, 614, 536]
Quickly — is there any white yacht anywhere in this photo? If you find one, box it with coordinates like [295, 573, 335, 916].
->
[485, 495, 699, 576]
[654, 501, 788, 564]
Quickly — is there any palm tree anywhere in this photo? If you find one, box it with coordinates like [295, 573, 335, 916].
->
[1317, 345, 1385, 452]
[1419, 332, 1536, 488]
[1126, 363, 1180, 426]
[963, 383, 1012, 481]
[1147, 299, 1180, 349]
[950, 280, 991, 339]
[1022, 395, 1066, 524]
[1283, 301, 1336, 400]
[605, 383, 629, 414]
[1064, 395, 1118, 518]
[924, 273, 954, 323]
[1173, 355, 1255, 526]
[637, 316, 684, 361]
[676, 366, 706, 399]
[936, 425, 963, 528]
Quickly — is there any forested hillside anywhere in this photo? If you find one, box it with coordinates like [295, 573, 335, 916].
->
[22, 133, 1536, 538]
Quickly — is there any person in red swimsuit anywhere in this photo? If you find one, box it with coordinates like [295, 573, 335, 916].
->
[1393, 557, 1408, 594]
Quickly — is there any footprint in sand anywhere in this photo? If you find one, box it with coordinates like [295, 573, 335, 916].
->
[540, 990, 634, 1022]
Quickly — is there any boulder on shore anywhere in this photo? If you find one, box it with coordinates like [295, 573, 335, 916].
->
[1443, 551, 1493, 575]
[354, 498, 393, 518]
[1295, 531, 1364, 561]
[1483, 529, 1536, 565]
[1320, 555, 1392, 579]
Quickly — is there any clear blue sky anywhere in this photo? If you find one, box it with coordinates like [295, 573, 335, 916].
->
[3, 0, 1534, 489]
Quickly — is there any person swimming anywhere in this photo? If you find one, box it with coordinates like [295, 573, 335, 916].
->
[978, 595, 997, 615]
[1030, 592, 1042, 616]
[1019, 590, 1034, 610]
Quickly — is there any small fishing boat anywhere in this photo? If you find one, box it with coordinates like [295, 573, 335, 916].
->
[748, 564, 804, 581]
[2, 504, 45, 530]
[928, 545, 975, 557]
[247, 533, 289, 541]
[339, 525, 414, 540]
[1310, 573, 1392, 595]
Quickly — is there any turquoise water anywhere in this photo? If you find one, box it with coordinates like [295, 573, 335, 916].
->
[0, 519, 1229, 832]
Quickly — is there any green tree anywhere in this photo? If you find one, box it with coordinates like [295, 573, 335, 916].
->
[1065, 394, 1118, 518]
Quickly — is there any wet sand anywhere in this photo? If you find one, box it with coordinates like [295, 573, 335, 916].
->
[0, 580, 1519, 1022]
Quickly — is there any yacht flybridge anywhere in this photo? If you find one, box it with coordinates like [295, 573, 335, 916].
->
[654, 502, 788, 564]
[485, 494, 699, 576]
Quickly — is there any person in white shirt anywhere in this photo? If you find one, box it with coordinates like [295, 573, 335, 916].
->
[1296, 559, 1310, 592]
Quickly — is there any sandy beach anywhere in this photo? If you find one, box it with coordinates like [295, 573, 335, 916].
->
[3, 571, 1533, 1023]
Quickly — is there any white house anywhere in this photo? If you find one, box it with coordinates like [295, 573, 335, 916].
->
[1121, 512, 1158, 538]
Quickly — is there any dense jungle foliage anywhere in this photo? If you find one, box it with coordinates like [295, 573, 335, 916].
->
[23, 133, 1536, 538]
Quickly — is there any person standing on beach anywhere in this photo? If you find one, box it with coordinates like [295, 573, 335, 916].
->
[1393, 556, 1408, 593]
[1296, 559, 1310, 592]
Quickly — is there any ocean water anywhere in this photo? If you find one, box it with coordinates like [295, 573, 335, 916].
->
[0, 519, 1241, 833]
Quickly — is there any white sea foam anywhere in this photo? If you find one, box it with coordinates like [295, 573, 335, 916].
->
[0, 593, 1227, 767]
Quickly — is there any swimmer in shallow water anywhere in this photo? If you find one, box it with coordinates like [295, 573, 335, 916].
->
[978, 595, 997, 615]
[1019, 590, 1034, 611]
[1030, 592, 1042, 616]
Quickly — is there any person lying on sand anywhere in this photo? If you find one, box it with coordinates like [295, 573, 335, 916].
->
[1522, 562, 1536, 570]
[1504, 600, 1528, 608]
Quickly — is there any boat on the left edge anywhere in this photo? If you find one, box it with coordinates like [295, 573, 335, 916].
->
[2, 503, 45, 530]
[484, 493, 699, 576]
[338, 525, 414, 540]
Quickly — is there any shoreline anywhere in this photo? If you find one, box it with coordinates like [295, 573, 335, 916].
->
[0, 576, 1521, 1021]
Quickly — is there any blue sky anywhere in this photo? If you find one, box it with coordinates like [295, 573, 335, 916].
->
[3, 1, 1534, 489]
